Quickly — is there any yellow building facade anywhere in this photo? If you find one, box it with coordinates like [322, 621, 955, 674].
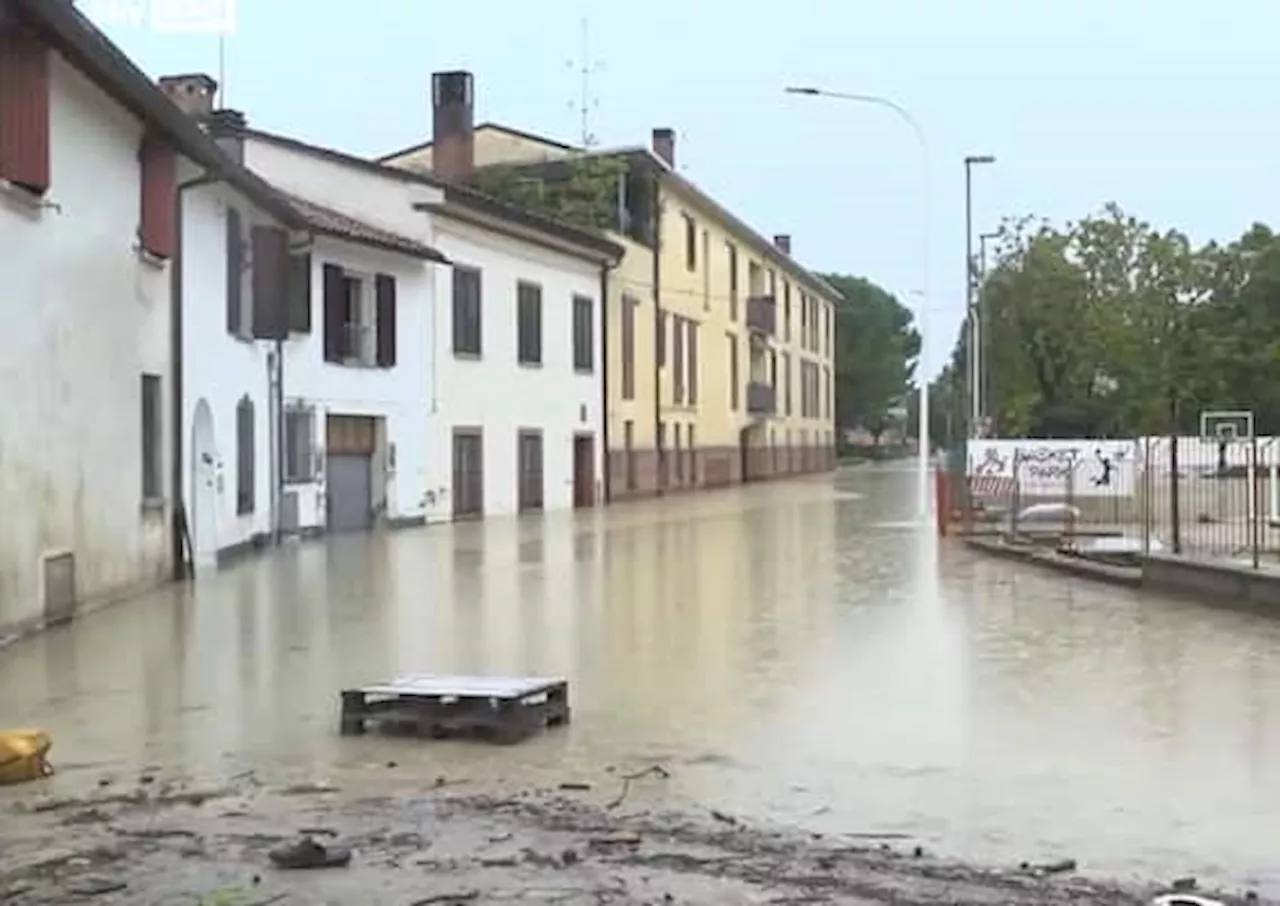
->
[382, 112, 838, 501]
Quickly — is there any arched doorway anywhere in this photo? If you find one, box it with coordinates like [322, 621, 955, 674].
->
[190, 399, 219, 571]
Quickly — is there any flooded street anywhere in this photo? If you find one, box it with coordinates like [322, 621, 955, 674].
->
[3, 464, 1280, 894]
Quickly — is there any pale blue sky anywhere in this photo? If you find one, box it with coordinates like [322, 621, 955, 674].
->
[84, 0, 1280, 376]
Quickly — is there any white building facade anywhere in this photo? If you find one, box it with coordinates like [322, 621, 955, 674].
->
[0, 1, 311, 640]
[223, 111, 620, 521]
[161, 80, 449, 563]
[429, 204, 613, 516]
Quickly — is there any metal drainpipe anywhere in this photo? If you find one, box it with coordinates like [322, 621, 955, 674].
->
[599, 257, 617, 503]
[650, 173, 663, 495]
[171, 173, 219, 581]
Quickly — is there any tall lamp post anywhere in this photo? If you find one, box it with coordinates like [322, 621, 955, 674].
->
[978, 229, 999, 434]
[964, 155, 995, 439]
[785, 86, 932, 521]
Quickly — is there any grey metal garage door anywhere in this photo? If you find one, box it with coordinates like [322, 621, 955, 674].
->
[327, 453, 372, 533]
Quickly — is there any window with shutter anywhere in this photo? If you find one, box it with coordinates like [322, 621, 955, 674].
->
[322, 263, 344, 362]
[251, 226, 289, 339]
[287, 254, 312, 333]
[236, 396, 254, 514]
[225, 207, 244, 336]
[0, 26, 50, 195]
[284, 404, 315, 483]
[138, 135, 176, 258]
[452, 266, 482, 356]
[375, 273, 397, 367]
[516, 281, 542, 365]
[572, 295, 593, 372]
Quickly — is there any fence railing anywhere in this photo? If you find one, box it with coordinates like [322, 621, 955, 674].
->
[950, 436, 1280, 569]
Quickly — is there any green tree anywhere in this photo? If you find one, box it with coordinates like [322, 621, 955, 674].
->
[935, 203, 1280, 440]
[469, 154, 630, 232]
[821, 274, 921, 444]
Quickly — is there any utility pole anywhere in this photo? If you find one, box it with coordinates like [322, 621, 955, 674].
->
[963, 154, 995, 438]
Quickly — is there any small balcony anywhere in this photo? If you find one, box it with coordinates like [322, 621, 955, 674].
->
[746, 380, 776, 415]
[745, 294, 777, 337]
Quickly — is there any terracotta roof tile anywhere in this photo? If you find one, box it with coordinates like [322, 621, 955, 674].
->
[282, 193, 449, 263]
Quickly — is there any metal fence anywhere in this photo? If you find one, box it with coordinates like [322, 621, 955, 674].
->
[955, 436, 1280, 568]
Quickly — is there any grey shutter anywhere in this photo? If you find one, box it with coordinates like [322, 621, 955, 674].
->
[225, 207, 242, 335]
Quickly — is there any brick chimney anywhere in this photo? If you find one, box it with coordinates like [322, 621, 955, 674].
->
[773, 234, 792, 255]
[158, 73, 218, 116]
[432, 71, 475, 180]
[651, 128, 675, 167]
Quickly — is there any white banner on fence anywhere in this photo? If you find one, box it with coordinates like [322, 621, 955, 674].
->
[968, 439, 1138, 498]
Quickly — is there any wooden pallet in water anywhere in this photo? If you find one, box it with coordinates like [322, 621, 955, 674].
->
[339, 674, 570, 744]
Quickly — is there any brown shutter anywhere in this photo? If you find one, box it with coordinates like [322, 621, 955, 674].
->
[287, 253, 312, 334]
[138, 134, 176, 258]
[375, 273, 397, 367]
[225, 207, 243, 335]
[322, 263, 344, 362]
[250, 225, 289, 339]
[0, 25, 50, 194]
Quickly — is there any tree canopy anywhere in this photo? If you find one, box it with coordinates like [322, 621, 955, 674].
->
[820, 273, 921, 441]
[930, 204, 1280, 442]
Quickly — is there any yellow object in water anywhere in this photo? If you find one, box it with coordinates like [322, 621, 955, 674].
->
[0, 729, 53, 785]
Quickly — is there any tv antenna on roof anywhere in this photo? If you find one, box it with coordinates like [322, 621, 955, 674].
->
[566, 16, 603, 148]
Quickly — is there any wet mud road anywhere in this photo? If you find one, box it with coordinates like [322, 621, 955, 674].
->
[0, 773, 1253, 906]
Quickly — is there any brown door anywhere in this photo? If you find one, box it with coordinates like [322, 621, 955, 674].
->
[573, 434, 595, 508]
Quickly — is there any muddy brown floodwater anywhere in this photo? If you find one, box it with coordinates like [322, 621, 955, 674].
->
[3, 463, 1280, 901]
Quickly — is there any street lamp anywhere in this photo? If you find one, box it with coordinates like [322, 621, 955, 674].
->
[964, 155, 996, 439]
[978, 230, 999, 435]
[785, 86, 931, 522]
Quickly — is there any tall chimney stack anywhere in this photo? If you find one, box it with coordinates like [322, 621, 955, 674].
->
[651, 128, 675, 167]
[432, 71, 475, 181]
[773, 234, 792, 255]
[158, 73, 218, 117]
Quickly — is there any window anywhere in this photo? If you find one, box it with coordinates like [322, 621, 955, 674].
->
[727, 242, 739, 320]
[572, 294, 593, 372]
[824, 304, 832, 356]
[452, 266, 482, 356]
[139, 135, 176, 259]
[0, 28, 51, 195]
[283, 405, 315, 483]
[674, 424, 683, 483]
[517, 430, 544, 512]
[687, 320, 699, 406]
[621, 295, 637, 399]
[236, 395, 254, 515]
[822, 365, 831, 419]
[140, 374, 162, 501]
[782, 281, 791, 342]
[225, 206, 247, 338]
[683, 213, 697, 270]
[657, 308, 667, 368]
[799, 294, 808, 350]
[452, 429, 484, 518]
[783, 352, 792, 416]
[688, 425, 696, 484]
[517, 281, 542, 365]
[657, 421, 667, 489]
[623, 420, 636, 491]
[322, 264, 397, 367]
[672, 314, 685, 404]
[728, 332, 739, 410]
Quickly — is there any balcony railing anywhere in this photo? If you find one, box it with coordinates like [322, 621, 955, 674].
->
[745, 294, 777, 337]
[746, 380, 776, 415]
